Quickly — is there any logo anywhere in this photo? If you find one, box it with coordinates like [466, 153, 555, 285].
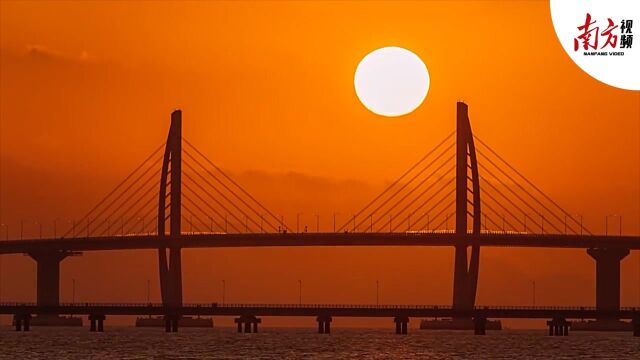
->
[574, 14, 633, 56]
[550, 0, 639, 91]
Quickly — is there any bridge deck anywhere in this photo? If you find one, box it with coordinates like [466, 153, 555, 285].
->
[1, 232, 639, 254]
[1, 303, 638, 319]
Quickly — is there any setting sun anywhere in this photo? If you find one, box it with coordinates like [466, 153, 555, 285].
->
[354, 46, 430, 117]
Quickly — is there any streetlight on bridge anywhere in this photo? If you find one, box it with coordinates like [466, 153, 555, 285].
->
[296, 213, 303, 233]
[221, 280, 226, 305]
[34, 221, 42, 239]
[605, 214, 622, 236]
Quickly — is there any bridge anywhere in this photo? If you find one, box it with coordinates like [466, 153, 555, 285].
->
[1, 102, 638, 334]
[3, 302, 640, 336]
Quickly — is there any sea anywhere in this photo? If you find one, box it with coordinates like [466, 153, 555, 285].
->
[1, 327, 639, 359]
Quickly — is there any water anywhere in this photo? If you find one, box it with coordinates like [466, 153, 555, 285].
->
[1, 327, 639, 359]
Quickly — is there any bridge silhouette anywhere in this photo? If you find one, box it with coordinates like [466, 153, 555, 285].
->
[1, 102, 639, 335]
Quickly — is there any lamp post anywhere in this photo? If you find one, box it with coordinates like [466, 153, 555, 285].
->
[606, 214, 622, 236]
[298, 280, 302, 305]
[333, 213, 338, 233]
[222, 280, 226, 305]
[376, 280, 379, 305]
[315, 214, 319, 233]
[296, 213, 303, 233]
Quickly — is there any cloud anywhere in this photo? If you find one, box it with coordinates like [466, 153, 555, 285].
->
[24, 44, 92, 63]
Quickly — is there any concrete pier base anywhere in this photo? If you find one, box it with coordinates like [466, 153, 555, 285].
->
[234, 315, 261, 333]
[316, 315, 332, 334]
[394, 316, 409, 335]
[547, 317, 571, 336]
[164, 315, 180, 332]
[89, 314, 106, 332]
[473, 317, 487, 335]
[13, 314, 31, 331]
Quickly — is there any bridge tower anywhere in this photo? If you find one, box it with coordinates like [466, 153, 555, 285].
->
[453, 102, 481, 312]
[157, 110, 183, 307]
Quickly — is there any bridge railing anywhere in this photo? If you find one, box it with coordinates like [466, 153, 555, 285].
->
[2, 302, 638, 312]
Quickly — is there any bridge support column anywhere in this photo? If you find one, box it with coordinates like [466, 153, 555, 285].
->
[587, 248, 629, 319]
[164, 315, 179, 332]
[394, 316, 409, 335]
[633, 318, 640, 337]
[547, 317, 570, 336]
[473, 317, 487, 335]
[235, 315, 261, 333]
[13, 314, 31, 331]
[89, 314, 105, 332]
[317, 315, 332, 334]
[14, 315, 22, 331]
[28, 251, 72, 308]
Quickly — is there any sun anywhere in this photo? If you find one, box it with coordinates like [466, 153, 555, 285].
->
[354, 47, 430, 117]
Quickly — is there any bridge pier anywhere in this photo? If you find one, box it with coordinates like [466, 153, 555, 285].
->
[28, 251, 72, 308]
[13, 314, 31, 331]
[89, 314, 106, 332]
[164, 315, 180, 332]
[235, 315, 261, 333]
[473, 317, 487, 335]
[394, 316, 409, 335]
[587, 248, 629, 319]
[547, 317, 570, 336]
[316, 315, 332, 334]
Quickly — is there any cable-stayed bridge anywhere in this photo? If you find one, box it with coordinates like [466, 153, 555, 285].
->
[1, 102, 639, 334]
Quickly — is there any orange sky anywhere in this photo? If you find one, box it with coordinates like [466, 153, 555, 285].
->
[1, 1, 639, 328]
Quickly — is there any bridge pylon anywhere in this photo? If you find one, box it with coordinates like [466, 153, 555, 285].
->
[157, 110, 183, 307]
[452, 102, 481, 312]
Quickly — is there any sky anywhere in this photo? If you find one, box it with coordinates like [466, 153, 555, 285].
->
[0, 1, 639, 328]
